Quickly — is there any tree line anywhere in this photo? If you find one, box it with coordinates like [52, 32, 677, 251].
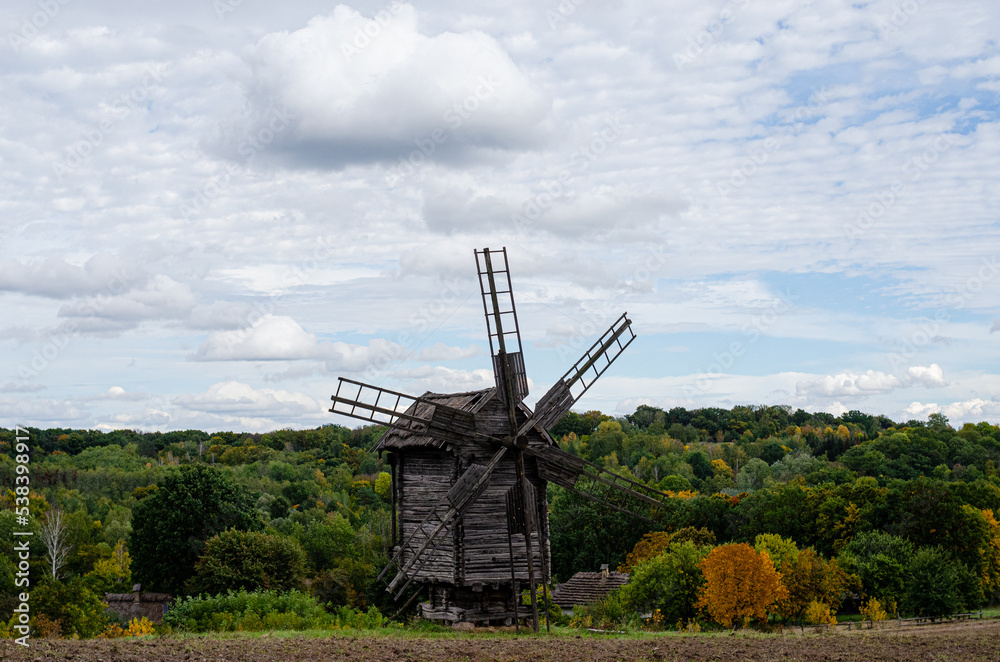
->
[0, 404, 997, 636]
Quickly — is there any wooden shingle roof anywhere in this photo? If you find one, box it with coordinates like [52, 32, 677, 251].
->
[105, 592, 172, 603]
[374, 387, 556, 452]
[551, 570, 630, 608]
[375, 388, 495, 451]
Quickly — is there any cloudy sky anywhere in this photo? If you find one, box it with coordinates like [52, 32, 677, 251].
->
[2, 0, 998, 433]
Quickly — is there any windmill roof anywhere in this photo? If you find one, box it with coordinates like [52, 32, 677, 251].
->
[375, 388, 495, 451]
[551, 571, 630, 608]
[374, 387, 555, 452]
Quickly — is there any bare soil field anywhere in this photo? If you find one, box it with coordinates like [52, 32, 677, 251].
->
[3, 619, 998, 661]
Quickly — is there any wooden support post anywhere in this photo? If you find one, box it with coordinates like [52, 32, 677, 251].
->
[538, 491, 551, 633]
[485, 247, 537, 633]
[390, 454, 397, 549]
[515, 451, 539, 633]
[507, 511, 519, 634]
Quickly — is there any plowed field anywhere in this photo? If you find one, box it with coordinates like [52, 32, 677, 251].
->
[3, 619, 998, 661]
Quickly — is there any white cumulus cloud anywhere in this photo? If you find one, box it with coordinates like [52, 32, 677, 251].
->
[193, 314, 408, 369]
[797, 369, 902, 398]
[796, 364, 946, 399]
[904, 363, 947, 388]
[904, 398, 1000, 423]
[193, 315, 321, 361]
[173, 381, 324, 418]
[229, 4, 551, 168]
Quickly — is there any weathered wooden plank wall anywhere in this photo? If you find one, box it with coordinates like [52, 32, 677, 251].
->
[392, 393, 554, 595]
[400, 450, 455, 581]
[456, 397, 550, 585]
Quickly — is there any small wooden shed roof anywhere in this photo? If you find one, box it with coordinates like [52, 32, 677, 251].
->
[105, 591, 172, 603]
[104, 587, 173, 624]
[551, 569, 630, 608]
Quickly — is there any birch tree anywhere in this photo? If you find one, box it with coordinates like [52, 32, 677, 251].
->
[40, 506, 72, 580]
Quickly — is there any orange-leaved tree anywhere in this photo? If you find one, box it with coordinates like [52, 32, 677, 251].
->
[696, 543, 788, 628]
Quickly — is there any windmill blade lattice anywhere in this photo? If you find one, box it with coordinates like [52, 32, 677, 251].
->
[527, 444, 674, 523]
[476, 246, 543, 630]
[475, 247, 528, 404]
[330, 378, 500, 445]
[520, 313, 636, 436]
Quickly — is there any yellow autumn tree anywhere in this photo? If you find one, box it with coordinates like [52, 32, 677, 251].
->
[373, 471, 392, 499]
[804, 599, 836, 626]
[775, 547, 850, 623]
[753, 534, 798, 571]
[696, 543, 788, 628]
[711, 459, 733, 480]
[981, 509, 1000, 595]
[860, 596, 888, 624]
[85, 540, 132, 593]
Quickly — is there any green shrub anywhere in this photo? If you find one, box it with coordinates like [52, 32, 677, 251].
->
[165, 589, 327, 631]
[619, 541, 710, 623]
[187, 529, 307, 595]
[164, 589, 390, 632]
[589, 590, 634, 629]
[331, 604, 386, 629]
[901, 547, 965, 617]
[30, 577, 110, 638]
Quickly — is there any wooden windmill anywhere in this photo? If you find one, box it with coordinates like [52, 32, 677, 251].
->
[329, 247, 672, 630]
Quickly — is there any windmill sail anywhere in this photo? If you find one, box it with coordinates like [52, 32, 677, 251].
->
[475, 247, 528, 403]
[476, 246, 542, 631]
[330, 378, 498, 445]
[526, 444, 675, 523]
[522, 313, 635, 435]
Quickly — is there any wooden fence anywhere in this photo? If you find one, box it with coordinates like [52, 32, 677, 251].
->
[802, 610, 985, 632]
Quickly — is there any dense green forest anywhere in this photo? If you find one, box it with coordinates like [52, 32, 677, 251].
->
[2, 404, 999, 635]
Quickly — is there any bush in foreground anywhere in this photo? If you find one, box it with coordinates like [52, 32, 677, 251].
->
[164, 589, 388, 632]
[901, 547, 982, 617]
